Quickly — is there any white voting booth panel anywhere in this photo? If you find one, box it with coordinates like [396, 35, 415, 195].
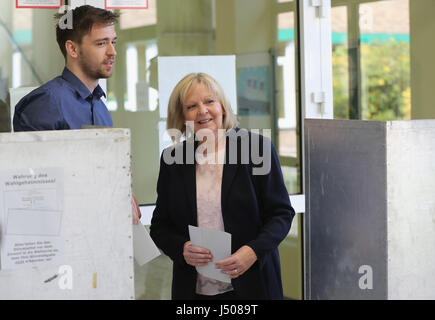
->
[305, 119, 435, 300]
[0, 129, 134, 299]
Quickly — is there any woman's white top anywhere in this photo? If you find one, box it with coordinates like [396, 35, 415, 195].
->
[195, 138, 234, 296]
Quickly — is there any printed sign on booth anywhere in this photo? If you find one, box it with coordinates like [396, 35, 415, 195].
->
[0, 167, 64, 270]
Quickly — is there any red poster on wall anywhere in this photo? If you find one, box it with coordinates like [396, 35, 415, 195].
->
[16, 0, 62, 8]
[105, 0, 148, 10]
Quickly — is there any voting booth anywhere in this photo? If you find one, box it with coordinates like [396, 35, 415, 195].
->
[304, 119, 435, 299]
[0, 129, 135, 299]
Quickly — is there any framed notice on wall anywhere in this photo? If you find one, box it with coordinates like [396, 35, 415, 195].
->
[105, 0, 148, 9]
[16, 0, 62, 8]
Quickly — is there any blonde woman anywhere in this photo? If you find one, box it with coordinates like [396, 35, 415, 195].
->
[150, 72, 294, 300]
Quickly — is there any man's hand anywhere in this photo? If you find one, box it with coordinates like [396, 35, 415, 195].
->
[132, 193, 141, 224]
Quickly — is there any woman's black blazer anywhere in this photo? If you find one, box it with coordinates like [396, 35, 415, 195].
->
[150, 128, 295, 299]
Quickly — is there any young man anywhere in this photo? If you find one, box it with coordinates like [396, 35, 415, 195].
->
[13, 5, 118, 131]
[13, 5, 141, 224]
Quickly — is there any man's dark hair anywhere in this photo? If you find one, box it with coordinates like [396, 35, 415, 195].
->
[55, 5, 119, 59]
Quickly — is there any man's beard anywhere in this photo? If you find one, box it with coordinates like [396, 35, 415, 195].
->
[78, 53, 113, 80]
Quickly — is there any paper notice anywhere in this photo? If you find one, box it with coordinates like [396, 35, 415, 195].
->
[16, 0, 62, 8]
[0, 168, 64, 270]
[188, 225, 231, 283]
[105, 0, 148, 9]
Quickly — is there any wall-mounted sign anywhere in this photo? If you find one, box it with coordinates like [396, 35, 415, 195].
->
[16, 0, 62, 8]
[105, 0, 148, 9]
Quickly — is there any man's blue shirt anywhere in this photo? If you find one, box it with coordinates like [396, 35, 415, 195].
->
[13, 67, 113, 131]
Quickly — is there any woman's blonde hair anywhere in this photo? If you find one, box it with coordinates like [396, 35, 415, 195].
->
[166, 72, 238, 140]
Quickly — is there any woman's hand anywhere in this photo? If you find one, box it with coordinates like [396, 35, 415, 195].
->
[215, 245, 257, 279]
[183, 241, 213, 266]
[132, 193, 141, 225]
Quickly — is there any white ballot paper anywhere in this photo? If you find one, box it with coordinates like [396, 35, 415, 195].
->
[0, 168, 64, 270]
[188, 225, 232, 283]
[133, 221, 160, 266]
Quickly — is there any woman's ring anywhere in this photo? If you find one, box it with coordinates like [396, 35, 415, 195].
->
[234, 269, 238, 274]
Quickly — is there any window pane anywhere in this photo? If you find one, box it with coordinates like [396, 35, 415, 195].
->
[359, 0, 410, 120]
[331, 0, 410, 120]
[120, 0, 157, 29]
[1, 5, 64, 134]
[331, 6, 349, 119]
[276, 11, 300, 194]
[277, 11, 294, 42]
